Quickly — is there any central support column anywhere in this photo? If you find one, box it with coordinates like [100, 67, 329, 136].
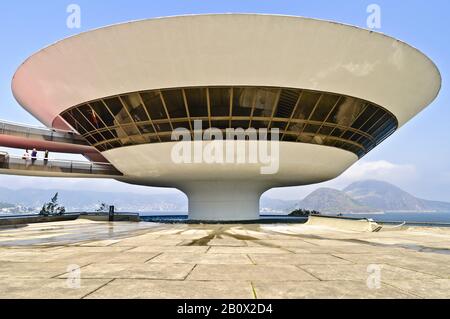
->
[181, 181, 268, 221]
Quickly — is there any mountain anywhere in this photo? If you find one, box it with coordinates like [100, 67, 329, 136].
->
[0, 180, 449, 214]
[0, 186, 294, 214]
[294, 180, 450, 214]
[295, 188, 377, 213]
[0, 202, 14, 209]
[0, 187, 188, 212]
[344, 180, 450, 212]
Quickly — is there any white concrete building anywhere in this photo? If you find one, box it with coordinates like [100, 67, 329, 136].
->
[9, 14, 441, 220]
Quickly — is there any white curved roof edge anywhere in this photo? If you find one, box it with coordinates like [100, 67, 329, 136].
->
[11, 14, 442, 128]
[12, 13, 442, 74]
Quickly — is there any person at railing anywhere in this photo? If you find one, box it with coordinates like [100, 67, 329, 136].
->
[22, 149, 30, 167]
[44, 150, 49, 166]
[31, 148, 37, 165]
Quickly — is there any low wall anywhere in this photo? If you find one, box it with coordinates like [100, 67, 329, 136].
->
[78, 213, 140, 222]
[0, 214, 79, 226]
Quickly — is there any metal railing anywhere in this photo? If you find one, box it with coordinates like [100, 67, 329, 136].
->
[0, 153, 122, 176]
[0, 120, 88, 146]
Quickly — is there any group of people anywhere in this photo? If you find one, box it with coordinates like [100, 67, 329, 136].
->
[22, 148, 50, 166]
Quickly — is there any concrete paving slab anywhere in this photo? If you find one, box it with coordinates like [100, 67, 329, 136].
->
[383, 279, 450, 298]
[0, 262, 75, 278]
[249, 253, 352, 265]
[299, 264, 437, 281]
[129, 246, 209, 253]
[208, 246, 290, 254]
[0, 278, 110, 299]
[187, 264, 318, 281]
[59, 263, 195, 280]
[208, 239, 247, 247]
[103, 252, 161, 264]
[86, 279, 255, 299]
[253, 281, 415, 299]
[150, 253, 253, 265]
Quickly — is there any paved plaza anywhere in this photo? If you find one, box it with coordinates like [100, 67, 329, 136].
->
[0, 219, 449, 299]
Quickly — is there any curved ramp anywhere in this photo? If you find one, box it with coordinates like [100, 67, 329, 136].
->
[0, 120, 107, 163]
[0, 154, 122, 178]
[306, 215, 382, 232]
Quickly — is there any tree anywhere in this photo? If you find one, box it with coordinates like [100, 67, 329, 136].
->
[289, 209, 321, 217]
[96, 203, 108, 213]
[40, 193, 66, 216]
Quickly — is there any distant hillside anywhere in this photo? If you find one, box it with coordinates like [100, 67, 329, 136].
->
[0, 180, 449, 214]
[0, 187, 188, 212]
[296, 188, 377, 213]
[0, 186, 295, 214]
[0, 202, 14, 209]
[260, 197, 297, 213]
[294, 180, 450, 214]
[344, 180, 450, 212]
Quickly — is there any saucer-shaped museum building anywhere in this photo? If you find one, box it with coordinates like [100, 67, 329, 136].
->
[11, 14, 441, 220]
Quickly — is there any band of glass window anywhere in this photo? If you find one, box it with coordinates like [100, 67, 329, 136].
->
[60, 87, 398, 158]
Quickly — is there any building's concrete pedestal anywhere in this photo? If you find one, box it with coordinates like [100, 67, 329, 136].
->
[182, 181, 268, 221]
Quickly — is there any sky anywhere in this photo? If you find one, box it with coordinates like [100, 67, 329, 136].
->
[0, 0, 449, 201]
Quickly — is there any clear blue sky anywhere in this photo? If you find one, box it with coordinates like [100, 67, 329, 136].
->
[0, 0, 448, 201]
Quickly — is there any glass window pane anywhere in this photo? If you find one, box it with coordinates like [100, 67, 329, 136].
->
[318, 125, 333, 136]
[232, 88, 253, 116]
[293, 91, 321, 120]
[185, 88, 208, 117]
[172, 121, 190, 130]
[99, 130, 115, 141]
[90, 101, 115, 127]
[231, 120, 250, 129]
[161, 89, 187, 119]
[103, 97, 134, 130]
[62, 111, 82, 133]
[250, 120, 270, 130]
[137, 123, 155, 135]
[251, 88, 279, 118]
[159, 134, 173, 142]
[287, 122, 305, 134]
[360, 110, 384, 132]
[140, 91, 167, 120]
[103, 97, 123, 116]
[310, 94, 340, 121]
[84, 135, 97, 144]
[85, 104, 107, 129]
[283, 134, 298, 142]
[209, 88, 230, 117]
[275, 89, 300, 118]
[153, 121, 172, 132]
[350, 104, 377, 129]
[72, 109, 93, 133]
[121, 93, 149, 124]
[303, 124, 320, 134]
[330, 97, 365, 126]
[78, 105, 100, 130]
[271, 118, 288, 129]
[367, 116, 391, 136]
[211, 120, 229, 130]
